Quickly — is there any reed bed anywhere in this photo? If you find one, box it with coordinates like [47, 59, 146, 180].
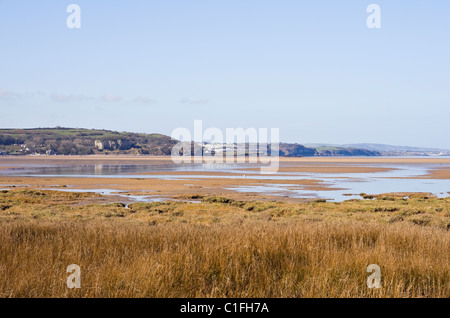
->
[0, 189, 448, 298]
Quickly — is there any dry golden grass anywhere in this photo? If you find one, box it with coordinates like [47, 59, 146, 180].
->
[0, 189, 449, 298]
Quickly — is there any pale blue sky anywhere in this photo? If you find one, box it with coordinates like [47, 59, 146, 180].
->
[0, 1, 449, 148]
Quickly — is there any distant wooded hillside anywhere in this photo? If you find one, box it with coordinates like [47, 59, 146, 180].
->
[0, 128, 177, 155]
[0, 128, 381, 157]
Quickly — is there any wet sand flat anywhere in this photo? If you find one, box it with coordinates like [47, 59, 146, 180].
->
[0, 156, 336, 202]
[420, 168, 450, 179]
[276, 157, 450, 164]
[0, 175, 330, 203]
[2, 155, 450, 165]
[0, 156, 449, 201]
[240, 166, 394, 174]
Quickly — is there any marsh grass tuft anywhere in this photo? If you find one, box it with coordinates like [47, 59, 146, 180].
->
[0, 190, 449, 298]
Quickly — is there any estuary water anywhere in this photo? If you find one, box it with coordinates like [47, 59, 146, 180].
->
[1, 158, 449, 202]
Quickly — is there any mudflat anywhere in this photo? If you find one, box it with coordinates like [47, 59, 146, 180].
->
[2, 155, 450, 165]
[0, 156, 449, 202]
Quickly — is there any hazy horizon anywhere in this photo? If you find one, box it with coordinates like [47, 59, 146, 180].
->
[1, 1, 449, 148]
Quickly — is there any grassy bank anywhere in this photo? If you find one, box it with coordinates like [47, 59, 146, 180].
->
[0, 189, 449, 298]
